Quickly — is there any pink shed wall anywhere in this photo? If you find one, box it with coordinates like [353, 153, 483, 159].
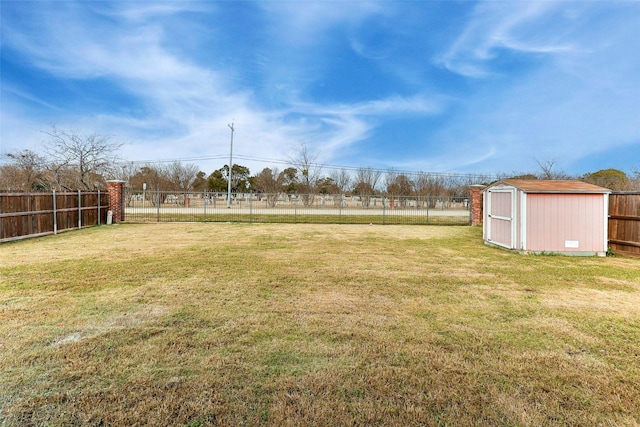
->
[490, 191, 512, 217]
[490, 217, 512, 247]
[487, 191, 513, 247]
[525, 193, 605, 252]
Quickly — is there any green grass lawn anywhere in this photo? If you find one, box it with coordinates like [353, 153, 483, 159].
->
[1, 223, 639, 426]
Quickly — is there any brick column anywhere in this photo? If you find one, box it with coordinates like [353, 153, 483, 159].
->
[106, 180, 126, 223]
[469, 184, 485, 226]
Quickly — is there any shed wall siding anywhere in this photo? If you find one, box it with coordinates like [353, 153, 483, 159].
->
[525, 194, 605, 252]
[516, 189, 524, 250]
[490, 218, 512, 248]
[486, 189, 514, 248]
[490, 191, 512, 218]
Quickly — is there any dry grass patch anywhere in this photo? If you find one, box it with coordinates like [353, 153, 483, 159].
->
[1, 223, 639, 426]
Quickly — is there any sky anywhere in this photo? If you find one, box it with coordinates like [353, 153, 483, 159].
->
[1, 0, 639, 178]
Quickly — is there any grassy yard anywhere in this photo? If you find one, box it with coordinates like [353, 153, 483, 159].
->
[1, 223, 639, 426]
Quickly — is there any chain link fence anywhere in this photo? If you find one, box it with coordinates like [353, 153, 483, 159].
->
[124, 191, 470, 225]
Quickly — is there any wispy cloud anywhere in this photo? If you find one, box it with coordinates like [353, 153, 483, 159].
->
[2, 1, 639, 176]
[1, 1, 441, 172]
[438, 1, 576, 78]
[102, 2, 213, 23]
[2, 85, 62, 112]
[258, 1, 384, 48]
[429, 1, 640, 173]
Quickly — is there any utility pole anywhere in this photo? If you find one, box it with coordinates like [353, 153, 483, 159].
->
[227, 122, 235, 208]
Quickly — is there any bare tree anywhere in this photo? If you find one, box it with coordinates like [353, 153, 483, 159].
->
[535, 158, 570, 180]
[353, 166, 382, 208]
[415, 172, 446, 208]
[326, 168, 351, 206]
[127, 164, 169, 206]
[0, 164, 20, 191]
[43, 126, 122, 190]
[129, 164, 167, 192]
[290, 144, 323, 206]
[115, 161, 141, 184]
[355, 167, 381, 192]
[632, 165, 640, 190]
[385, 170, 414, 207]
[1, 149, 48, 191]
[253, 167, 283, 207]
[329, 168, 352, 193]
[166, 161, 199, 192]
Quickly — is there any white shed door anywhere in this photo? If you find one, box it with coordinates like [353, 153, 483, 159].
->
[487, 189, 516, 249]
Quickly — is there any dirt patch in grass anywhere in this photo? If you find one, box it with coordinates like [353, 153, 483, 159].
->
[1, 223, 639, 426]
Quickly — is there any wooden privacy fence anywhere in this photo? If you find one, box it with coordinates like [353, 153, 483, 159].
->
[0, 191, 110, 243]
[608, 192, 640, 256]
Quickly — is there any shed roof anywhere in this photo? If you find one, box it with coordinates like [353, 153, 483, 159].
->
[491, 179, 611, 194]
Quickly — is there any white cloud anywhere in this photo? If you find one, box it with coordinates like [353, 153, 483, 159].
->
[4, 1, 638, 177]
[425, 1, 640, 174]
[2, 1, 444, 173]
[102, 2, 213, 23]
[437, 1, 576, 77]
[258, 1, 384, 48]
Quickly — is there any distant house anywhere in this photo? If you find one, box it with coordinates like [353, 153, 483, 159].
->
[483, 180, 611, 256]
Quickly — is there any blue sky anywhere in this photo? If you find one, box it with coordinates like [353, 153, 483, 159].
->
[1, 1, 639, 177]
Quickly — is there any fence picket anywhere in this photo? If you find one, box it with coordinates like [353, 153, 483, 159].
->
[608, 192, 640, 256]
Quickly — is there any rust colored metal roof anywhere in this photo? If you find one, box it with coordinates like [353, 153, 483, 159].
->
[494, 179, 611, 193]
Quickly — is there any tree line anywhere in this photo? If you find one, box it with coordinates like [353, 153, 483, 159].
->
[2, 128, 639, 195]
[121, 158, 483, 206]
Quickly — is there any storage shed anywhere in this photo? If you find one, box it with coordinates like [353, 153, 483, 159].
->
[483, 179, 611, 256]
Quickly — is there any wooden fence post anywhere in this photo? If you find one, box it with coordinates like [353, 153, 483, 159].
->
[53, 189, 58, 234]
[78, 189, 82, 229]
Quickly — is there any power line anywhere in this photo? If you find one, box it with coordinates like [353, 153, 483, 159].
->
[121, 154, 230, 164]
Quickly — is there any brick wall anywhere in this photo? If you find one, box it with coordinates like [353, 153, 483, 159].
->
[469, 185, 485, 226]
[106, 180, 125, 222]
